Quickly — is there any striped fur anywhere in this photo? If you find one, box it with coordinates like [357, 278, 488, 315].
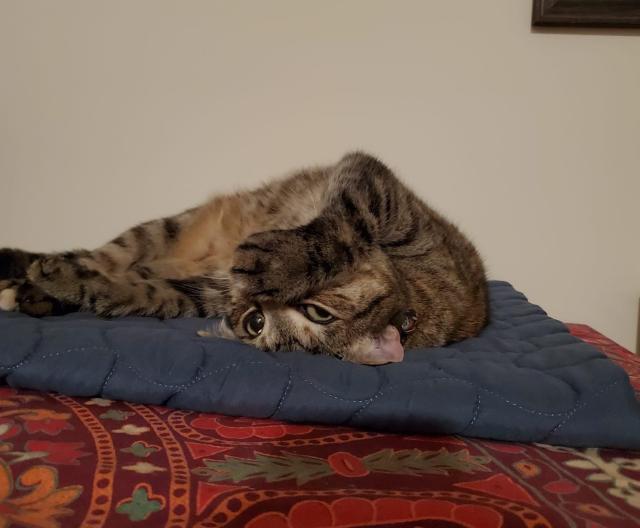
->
[0, 152, 488, 361]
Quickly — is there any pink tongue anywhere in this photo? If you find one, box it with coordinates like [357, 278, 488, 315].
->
[366, 325, 405, 365]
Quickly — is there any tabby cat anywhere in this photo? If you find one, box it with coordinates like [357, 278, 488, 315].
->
[0, 152, 488, 364]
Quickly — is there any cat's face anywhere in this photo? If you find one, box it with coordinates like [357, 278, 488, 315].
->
[223, 255, 415, 364]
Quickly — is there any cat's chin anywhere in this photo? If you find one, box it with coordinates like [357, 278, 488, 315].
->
[345, 325, 405, 365]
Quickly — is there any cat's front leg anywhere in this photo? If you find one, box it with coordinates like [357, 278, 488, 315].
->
[231, 229, 313, 304]
[231, 223, 358, 305]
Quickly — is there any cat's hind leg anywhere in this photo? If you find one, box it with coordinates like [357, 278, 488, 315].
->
[27, 253, 228, 318]
[0, 249, 79, 315]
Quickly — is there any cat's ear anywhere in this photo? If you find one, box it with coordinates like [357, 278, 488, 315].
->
[349, 325, 404, 365]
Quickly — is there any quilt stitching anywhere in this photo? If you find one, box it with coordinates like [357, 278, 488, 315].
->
[543, 379, 625, 440]
[0, 344, 619, 420]
[1, 281, 638, 447]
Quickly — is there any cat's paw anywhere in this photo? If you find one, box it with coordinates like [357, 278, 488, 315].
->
[0, 278, 66, 316]
[27, 254, 98, 303]
[231, 229, 312, 304]
[28, 255, 70, 285]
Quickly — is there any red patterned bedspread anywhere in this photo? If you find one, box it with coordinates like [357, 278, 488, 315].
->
[0, 324, 638, 528]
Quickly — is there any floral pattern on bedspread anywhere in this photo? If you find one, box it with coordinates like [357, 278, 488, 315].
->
[0, 324, 638, 527]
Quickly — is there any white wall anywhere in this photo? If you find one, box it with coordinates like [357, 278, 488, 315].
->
[1, 1, 638, 350]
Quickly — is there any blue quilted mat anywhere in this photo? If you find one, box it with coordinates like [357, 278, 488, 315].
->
[0, 281, 638, 448]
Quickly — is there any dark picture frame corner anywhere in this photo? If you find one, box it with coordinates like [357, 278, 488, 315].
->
[532, 0, 640, 28]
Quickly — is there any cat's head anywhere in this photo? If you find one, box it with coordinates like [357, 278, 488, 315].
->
[220, 252, 416, 364]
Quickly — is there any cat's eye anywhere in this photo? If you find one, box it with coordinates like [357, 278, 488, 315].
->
[299, 304, 336, 324]
[243, 309, 265, 337]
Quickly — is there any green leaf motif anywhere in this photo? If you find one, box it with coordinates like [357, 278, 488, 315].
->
[191, 448, 491, 485]
[121, 441, 160, 458]
[363, 448, 491, 476]
[100, 409, 134, 421]
[193, 452, 332, 485]
[116, 486, 163, 521]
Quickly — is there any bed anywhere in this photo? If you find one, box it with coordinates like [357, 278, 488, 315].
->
[0, 323, 637, 527]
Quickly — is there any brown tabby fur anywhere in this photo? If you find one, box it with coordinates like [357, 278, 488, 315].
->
[0, 152, 488, 362]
